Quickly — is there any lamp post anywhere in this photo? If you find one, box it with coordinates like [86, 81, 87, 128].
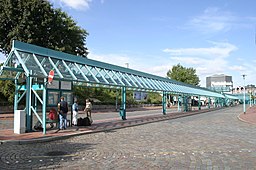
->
[242, 74, 246, 114]
[250, 92, 252, 107]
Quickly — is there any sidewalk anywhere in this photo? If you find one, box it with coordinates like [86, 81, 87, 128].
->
[0, 106, 255, 144]
[237, 105, 256, 125]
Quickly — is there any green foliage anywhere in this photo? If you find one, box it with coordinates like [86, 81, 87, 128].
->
[73, 86, 119, 105]
[0, 0, 89, 57]
[73, 85, 163, 106]
[0, 80, 15, 103]
[146, 92, 162, 104]
[125, 90, 138, 105]
[167, 63, 200, 86]
[74, 86, 159, 105]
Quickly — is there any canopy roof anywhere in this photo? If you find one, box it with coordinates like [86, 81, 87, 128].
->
[224, 93, 239, 100]
[0, 40, 225, 98]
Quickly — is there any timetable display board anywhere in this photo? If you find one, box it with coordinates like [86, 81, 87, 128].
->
[48, 91, 60, 105]
[61, 81, 72, 90]
[47, 80, 59, 89]
[61, 92, 73, 105]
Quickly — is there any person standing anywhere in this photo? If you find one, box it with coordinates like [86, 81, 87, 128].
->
[84, 99, 93, 125]
[58, 96, 68, 130]
[84, 99, 93, 123]
[72, 100, 79, 126]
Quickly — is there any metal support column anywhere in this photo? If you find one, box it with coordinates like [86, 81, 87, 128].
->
[221, 98, 224, 107]
[119, 86, 126, 120]
[198, 96, 201, 110]
[42, 78, 47, 134]
[162, 91, 167, 115]
[183, 95, 188, 112]
[178, 95, 181, 111]
[115, 90, 118, 111]
[208, 97, 210, 109]
[25, 74, 32, 132]
[249, 94, 252, 107]
[34, 93, 38, 112]
[14, 79, 18, 111]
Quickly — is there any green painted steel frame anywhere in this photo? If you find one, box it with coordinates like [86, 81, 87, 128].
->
[0, 40, 239, 134]
[4, 40, 225, 98]
[120, 87, 127, 120]
[162, 91, 167, 115]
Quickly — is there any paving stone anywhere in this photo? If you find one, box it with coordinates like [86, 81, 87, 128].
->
[0, 106, 256, 169]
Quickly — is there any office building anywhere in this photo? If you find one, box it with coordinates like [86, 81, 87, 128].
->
[206, 74, 233, 93]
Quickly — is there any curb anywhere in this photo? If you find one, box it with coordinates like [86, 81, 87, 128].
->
[237, 113, 256, 125]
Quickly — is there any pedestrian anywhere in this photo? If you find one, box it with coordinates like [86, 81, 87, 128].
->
[72, 100, 79, 126]
[48, 108, 58, 128]
[58, 96, 68, 130]
[84, 99, 93, 123]
[34, 108, 58, 130]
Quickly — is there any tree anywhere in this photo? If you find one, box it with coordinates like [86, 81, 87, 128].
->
[0, 80, 15, 103]
[167, 63, 200, 86]
[0, 0, 89, 104]
[146, 92, 162, 104]
[0, 0, 89, 57]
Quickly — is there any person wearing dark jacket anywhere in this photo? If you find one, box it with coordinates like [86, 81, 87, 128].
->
[58, 96, 68, 130]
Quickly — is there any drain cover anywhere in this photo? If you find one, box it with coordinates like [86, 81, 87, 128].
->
[45, 151, 68, 156]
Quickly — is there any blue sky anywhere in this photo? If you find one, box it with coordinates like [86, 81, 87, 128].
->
[1, 0, 256, 88]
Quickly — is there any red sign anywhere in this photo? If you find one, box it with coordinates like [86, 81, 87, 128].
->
[48, 70, 54, 84]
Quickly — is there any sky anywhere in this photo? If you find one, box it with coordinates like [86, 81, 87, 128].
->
[1, 0, 256, 88]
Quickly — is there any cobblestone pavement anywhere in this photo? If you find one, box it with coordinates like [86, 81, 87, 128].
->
[0, 106, 256, 169]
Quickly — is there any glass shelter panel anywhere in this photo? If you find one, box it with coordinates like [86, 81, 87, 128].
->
[48, 91, 60, 105]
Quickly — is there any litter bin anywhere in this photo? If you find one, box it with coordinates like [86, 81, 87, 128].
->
[14, 110, 26, 134]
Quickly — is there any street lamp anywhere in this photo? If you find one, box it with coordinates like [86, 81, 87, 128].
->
[242, 74, 246, 114]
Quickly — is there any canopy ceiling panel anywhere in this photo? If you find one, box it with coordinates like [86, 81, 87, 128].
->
[0, 40, 226, 98]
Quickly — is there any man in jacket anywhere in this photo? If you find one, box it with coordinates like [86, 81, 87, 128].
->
[58, 96, 68, 130]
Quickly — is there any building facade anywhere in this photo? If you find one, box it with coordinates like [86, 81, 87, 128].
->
[232, 84, 256, 95]
[206, 74, 233, 93]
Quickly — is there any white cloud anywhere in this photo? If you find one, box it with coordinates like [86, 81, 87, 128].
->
[143, 65, 171, 77]
[163, 41, 237, 58]
[88, 53, 132, 68]
[187, 7, 256, 34]
[187, 7, 236, 33]
[169, 56, 203, 65]
[87, 52, 172, 77]
[163, 41, 239, 86]
[228, 65, 245, 72]
[54, 0, 92, 10]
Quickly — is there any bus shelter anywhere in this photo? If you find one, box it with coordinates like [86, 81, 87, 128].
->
[0, 40, 237, 134]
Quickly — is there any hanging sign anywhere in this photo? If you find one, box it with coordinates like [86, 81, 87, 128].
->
[48, 70, 54, 84]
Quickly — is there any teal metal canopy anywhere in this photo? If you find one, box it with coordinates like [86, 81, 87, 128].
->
[0, 40, 225, 98]
[224, 93, 239, 100]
